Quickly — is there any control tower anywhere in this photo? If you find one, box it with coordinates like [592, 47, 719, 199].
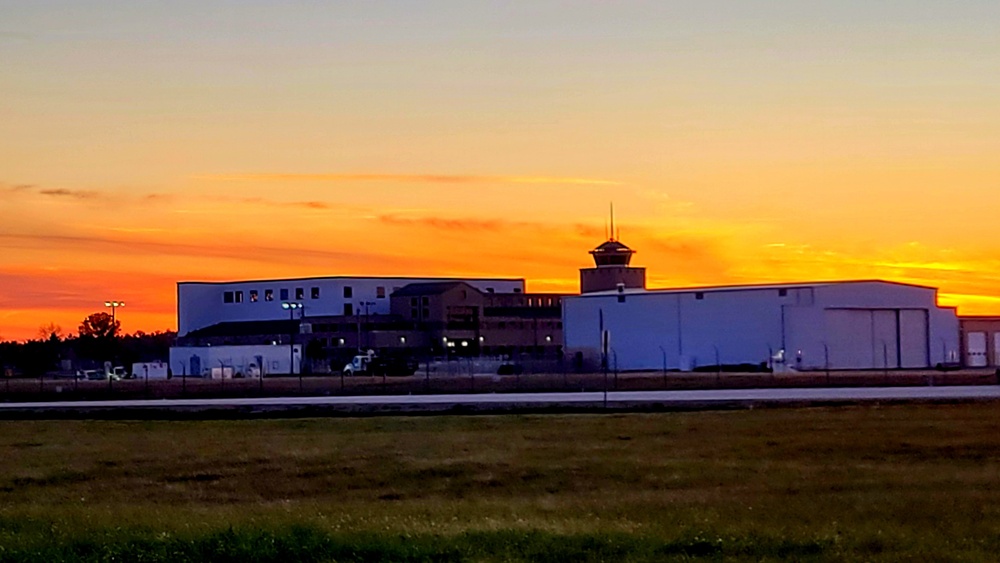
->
[579, 207, 646, 293]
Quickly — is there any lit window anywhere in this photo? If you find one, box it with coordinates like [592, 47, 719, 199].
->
[223, 291, 234, 303]
[295, 287, 304, 300]
[343, 286, 353, 298]
[264, 289, 274, 301]
[249, 290, 258, 302]
[280, 289, 289, 300]
[311, 287, 320, 299]
[376, 286, 385, 298]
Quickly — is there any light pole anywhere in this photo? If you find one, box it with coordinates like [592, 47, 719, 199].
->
[358, 301, 375, 351]
[282, 302, 302, 376]
[103, 301, 125, 335]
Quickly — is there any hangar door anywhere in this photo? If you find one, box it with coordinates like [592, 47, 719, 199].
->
[825, 309, 928, 369]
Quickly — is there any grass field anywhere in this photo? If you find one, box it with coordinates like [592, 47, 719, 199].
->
[2, 404, 1000, 561]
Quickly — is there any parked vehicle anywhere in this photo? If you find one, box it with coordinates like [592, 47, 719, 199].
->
[342, 352, 417, 377]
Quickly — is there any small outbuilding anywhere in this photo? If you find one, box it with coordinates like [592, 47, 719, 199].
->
[563, 280, 960, 371]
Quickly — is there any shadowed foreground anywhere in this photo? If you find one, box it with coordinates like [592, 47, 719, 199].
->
[2, 404, 1000, 561]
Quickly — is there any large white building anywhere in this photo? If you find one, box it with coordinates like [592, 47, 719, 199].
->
[177, 276, 524, 336]
[563, 280, 960, 371]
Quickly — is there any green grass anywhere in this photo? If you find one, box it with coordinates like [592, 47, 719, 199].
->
[2, 405, 1000, 560]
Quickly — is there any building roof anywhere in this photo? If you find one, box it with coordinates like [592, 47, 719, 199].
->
[391, 281, 476, 297]
[590, 240, 634, 254]
[178, 275, 523, 286]
[571, 279, 938, 298]
[184, 320, 296, 338]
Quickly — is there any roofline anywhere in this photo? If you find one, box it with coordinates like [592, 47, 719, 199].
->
[178, 275, 526, 286]
[572, 279, 939, 298]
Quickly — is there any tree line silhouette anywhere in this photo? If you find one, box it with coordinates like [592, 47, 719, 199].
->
[0, 312, 175, 377]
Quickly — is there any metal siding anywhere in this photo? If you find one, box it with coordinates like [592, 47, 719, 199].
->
[967, 332, 988, 367]
[994, 333, 1000, 367]
[872, 310, 899, 369]
[825, 310, 874, 369]
[899, 309, 929, 368]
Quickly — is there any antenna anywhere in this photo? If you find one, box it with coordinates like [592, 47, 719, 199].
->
[609, 202, 615, 241]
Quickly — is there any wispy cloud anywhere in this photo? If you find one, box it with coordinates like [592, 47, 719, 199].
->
[376, 214, 508, 232]
[198, 173, 622, 186]
[38, 188, 101, 200]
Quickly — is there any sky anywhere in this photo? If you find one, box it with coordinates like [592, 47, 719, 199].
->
[2, 1, 1000, 341]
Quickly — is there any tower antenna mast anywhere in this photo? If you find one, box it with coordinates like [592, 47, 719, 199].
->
[609, 202, 615, 242]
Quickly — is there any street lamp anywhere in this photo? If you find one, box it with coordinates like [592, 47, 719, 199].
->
[358, 300, 375, 350]
[281, 302, 302, 375]
[104, 301, 124, 335]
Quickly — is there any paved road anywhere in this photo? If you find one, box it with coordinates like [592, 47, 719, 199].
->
[2, 385, 999, 416]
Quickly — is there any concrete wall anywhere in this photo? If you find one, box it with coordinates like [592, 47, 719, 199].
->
[563, 281, 960, 371]
[178, 277, 524, 336]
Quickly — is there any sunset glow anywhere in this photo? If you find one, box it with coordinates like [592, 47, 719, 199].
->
[3, 2, 1000, 341]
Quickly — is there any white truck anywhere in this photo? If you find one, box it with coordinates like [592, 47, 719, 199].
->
[342, 351, 417, 377]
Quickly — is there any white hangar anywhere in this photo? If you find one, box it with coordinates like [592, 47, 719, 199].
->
[562, 280, 961, 372]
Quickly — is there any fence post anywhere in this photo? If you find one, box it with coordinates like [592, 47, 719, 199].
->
[823, 342, 830, 385]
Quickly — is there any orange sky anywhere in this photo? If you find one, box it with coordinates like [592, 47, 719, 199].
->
[3, 3, 1000, 341]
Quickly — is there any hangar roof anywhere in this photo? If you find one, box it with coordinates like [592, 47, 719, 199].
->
[574, 279, 936, 298]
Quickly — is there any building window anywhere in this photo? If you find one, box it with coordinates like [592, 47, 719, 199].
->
[295, 287, 304, 300]
[410, 297, 418, 306]
[411, 307, 419, 318]
[264, 289, 274, 302]
[695, 292, 704, 300]
[778, 288, 788, 297]
[343, 303, 353, 316]
[249, 290, 259, 302]
[422, 308, 430, 318]
[223, 291, 234, 304]
[376, 286, 385, 298]
[486, 287, 494, 293]
[311, 287, 320, 299]
[421, 296, 429, 306]
[343, 286, 353, 298]
[280, 288, 289, 300]
[234, 291, 244, 303]
[513, 288, 522, 293]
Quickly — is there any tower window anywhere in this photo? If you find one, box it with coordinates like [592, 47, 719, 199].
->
[223, 291, 234, 304]
[695, 292, 704, 300]
[249, 290, 258, 302]
[343, 286, 353, 298]
[295, 287, 304, 300]
[264, 289, 274, 301]
[311, 287, 320, 299]
[280, 288, 289, 300]
[778, 288, 788, 297]
[376, 286, 386, 298]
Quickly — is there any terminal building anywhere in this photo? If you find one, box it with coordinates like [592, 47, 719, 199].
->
[172, 276, 566, 376]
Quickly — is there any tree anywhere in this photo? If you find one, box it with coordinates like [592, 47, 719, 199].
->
[37, 322, 64, 341]
[78, 313, 119, 340]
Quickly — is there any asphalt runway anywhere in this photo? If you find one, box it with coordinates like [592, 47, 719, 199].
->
[2, 385, 999, 416]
